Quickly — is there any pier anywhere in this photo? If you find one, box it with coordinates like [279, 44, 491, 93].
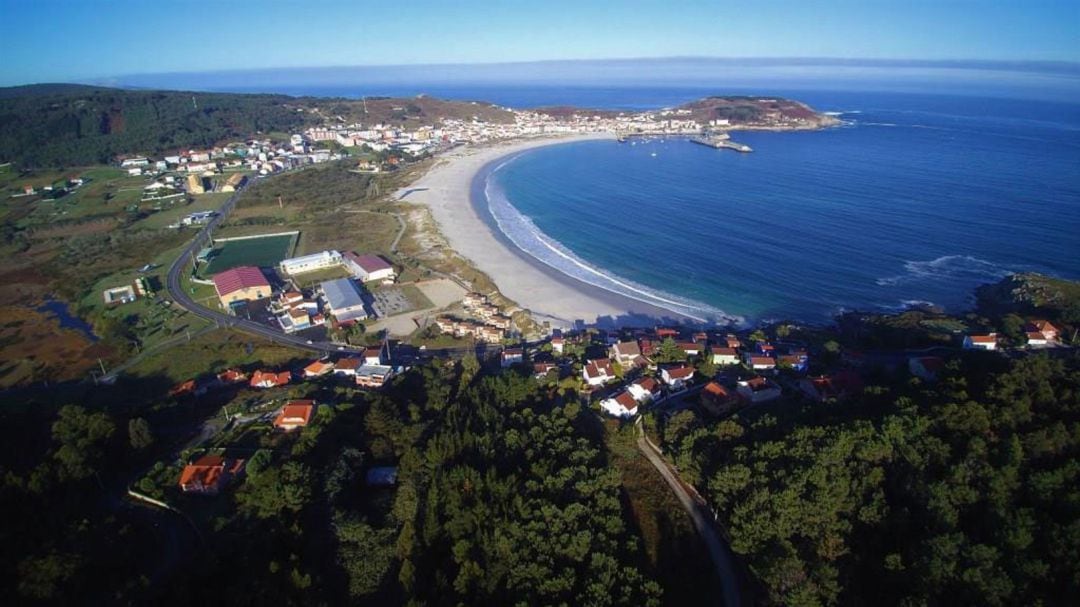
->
[689, 135, 753, 153]
[616, 131, 752, 153]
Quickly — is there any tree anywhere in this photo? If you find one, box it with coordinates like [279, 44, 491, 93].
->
[51, 405, 116, 482]
[655, 337, 684, 363]
[127, 417, 153, 451]
[335, 515, 397, 597]
[236, 461, 312, 519]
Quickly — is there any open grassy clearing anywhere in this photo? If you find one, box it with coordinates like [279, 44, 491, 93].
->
[124, 328, 310, 383]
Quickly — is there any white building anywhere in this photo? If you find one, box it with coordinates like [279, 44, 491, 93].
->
[321, 277, 368, 323]
[660, 365, 694, 390]
[501, 348, 523, 368]
[280, 250, 343, 275]
[963, 333, 998, 351]
[737, 377, 782, 403]
[710, 346, 739, 366]
[343, 252, 395, 282]
[582, 359, 614, 387]
[600, 391, 639, 418]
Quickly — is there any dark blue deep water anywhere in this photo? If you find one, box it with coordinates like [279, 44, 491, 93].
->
[129, 66, 1080, 324]
[486, 91, 1080, 323]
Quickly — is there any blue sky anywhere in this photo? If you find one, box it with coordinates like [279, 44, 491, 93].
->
[1, 0, 1077, 85]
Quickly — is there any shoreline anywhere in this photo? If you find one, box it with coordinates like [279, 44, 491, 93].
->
[401, 134, 704, 329]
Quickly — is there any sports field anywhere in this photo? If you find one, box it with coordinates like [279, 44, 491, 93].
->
[204, 234, 295, 275]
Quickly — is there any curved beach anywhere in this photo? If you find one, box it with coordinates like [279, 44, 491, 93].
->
[401, 134, 685, 328]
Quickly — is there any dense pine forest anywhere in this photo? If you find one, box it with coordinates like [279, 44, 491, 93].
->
[662, 351, 1080, 605]
[0, 84, 312, 167]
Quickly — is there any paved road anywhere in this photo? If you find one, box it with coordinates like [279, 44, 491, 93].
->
[165, 181, 367, 356]
[163, 178, 500, 362]
[635, 418, 744, 607]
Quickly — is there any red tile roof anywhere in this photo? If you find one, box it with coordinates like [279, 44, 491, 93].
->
[213, 266, 270, 297]
[634, 377, 659, 392]
[274, 400, 315, 428]
[217, 369, 247, 383]
[664, 365, 694, 380]
[703, 381, 732, 399]
[250, 370, 290, 388]
[615, 391, 638, 410]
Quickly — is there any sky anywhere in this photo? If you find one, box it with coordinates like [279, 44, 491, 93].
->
[0, 0, 1077, 86]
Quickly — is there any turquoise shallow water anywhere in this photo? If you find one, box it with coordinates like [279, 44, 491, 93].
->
[485, 92, 1080, 324]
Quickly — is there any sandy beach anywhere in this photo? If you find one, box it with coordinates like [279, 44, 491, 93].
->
[401, 133, 664, 328]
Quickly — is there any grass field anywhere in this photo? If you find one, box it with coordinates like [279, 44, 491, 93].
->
[204, 233, 296, 274]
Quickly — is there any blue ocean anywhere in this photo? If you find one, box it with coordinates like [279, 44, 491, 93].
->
[120, 64, 1080, 324]
[483, 91, 1080, 323]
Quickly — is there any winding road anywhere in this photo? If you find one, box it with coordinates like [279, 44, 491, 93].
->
[164, 181, 366, 356]
[636, 418, 745, 607]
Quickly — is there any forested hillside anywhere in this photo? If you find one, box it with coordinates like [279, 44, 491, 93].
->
[0, 84, 516, 168]
[2, 355, 665, 605]
[0, 84, 312, 167]
[661, 352, 1080, 605]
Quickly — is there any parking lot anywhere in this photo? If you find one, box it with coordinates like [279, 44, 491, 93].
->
[370, 287, 414, 318]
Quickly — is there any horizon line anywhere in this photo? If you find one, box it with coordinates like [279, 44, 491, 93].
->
[79, 55, 1080, 83]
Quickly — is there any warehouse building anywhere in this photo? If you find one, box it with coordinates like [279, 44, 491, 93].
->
[321, 277, 368, 323]
[279, 250, 342, 275]
[213, 266, 271, 309]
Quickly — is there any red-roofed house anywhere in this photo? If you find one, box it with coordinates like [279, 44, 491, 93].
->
[273, 400, 316, 431]
[217, 368, 248, 384]
[710, 346, 739, 366]
[701, 381, 740, 416]
[334, 358, 362, 377]
[1026, 332, 1049, 347]
[628, 376, 661, 403]
[963, 333, 998, 351]
[744, 354, 776, 371]
[799, 371, 863, 402]
[179, 455, 245, 495]
[736, 376, 781, 403]
[582, 358, 615, 387]
[343, 252, 395, 282]
[660, 365, 695, 389]
[303, 360, 334, 378]
[250, 370, 291, 389]
[600, 390, 640, 418]
[213, 266, 270, 308]
[1025, 320, 1058, 342]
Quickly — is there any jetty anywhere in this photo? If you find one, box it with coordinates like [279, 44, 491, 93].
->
[616, 131, 752, 153]
[689, 135, 752, 153]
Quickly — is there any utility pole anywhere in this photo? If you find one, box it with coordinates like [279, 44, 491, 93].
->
[97, 358, 107, 376]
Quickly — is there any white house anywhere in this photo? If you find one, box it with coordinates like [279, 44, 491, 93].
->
[744, 354, 777, 371]
[363, 346, 386, 366]
[1026, 332, 1048, 347]
[280, 250, 343, 275]
[582, 359, 614, 387]
[963, 333, 998, 351]
[501, 348, 524, 368]
[343, 252, 395, 282]
[551, 336, 565, 354]
[660, 365, 694, 390]
[627, 377, 661, 403]
[333, 358, 362, 377]
[736, 377, 782, 403]
[600, 391, 639, 418]
[710, 346, 739, 366]
[609, 340, 642, 368]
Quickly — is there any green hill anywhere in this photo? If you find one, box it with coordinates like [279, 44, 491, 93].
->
[0, 84, 313, 167]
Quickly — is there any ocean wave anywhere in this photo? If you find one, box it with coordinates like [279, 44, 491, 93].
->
[483, 174, 741, 325]
[876, 255, 1015, 287]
